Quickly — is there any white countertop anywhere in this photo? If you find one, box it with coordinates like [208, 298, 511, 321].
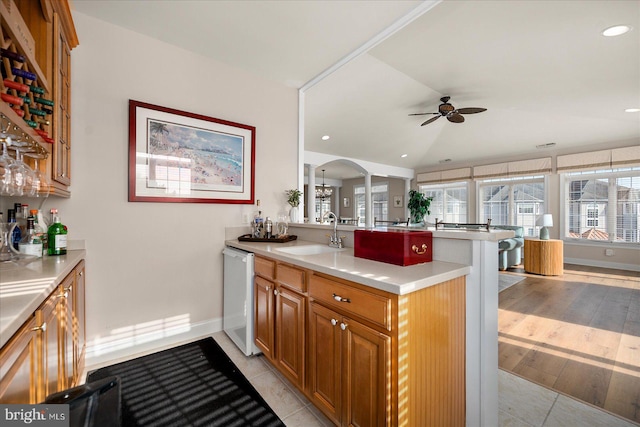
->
[226, 238, 471, 295]
[0, 250, 86, 347]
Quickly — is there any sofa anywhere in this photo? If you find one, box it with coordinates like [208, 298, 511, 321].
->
[493, 225, 524, 270]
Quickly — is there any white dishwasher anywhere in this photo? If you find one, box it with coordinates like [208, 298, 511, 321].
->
[222, 246, 261, 356]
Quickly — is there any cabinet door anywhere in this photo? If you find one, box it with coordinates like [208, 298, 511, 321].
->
[74, 261, 86, 382]
[254, 276, 274, 360]
[275, 286, 305, 389]
[60, 274, 75, 389]
[308, 302, 342, 426]
[342, 317, 390, 427]
[0, 317, 39, 403]
[52, 12, 72, 187]
[37, 293, 63, 402]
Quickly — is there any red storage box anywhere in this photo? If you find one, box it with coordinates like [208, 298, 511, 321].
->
[354, 229, 433, 266]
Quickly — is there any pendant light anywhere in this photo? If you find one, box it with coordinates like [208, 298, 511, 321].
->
[315, 169, 333, 200]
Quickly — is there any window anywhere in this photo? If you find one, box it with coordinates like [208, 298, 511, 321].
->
[419, 182, 468, 224]
[478, 176, 545, 237]
[564, 167, 640, 243]
[355, 183, 388, 225]
[315, 198, 331, 221]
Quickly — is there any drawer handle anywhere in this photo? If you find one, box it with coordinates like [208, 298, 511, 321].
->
[331, 319, 338, 326]
[333, 293, 351, 303]
[411, 243, 428, 255]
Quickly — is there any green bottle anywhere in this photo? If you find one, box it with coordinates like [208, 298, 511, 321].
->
[47, 213, 67, 256]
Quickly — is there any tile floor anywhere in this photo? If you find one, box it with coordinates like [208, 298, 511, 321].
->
[83, 331, 639, 427]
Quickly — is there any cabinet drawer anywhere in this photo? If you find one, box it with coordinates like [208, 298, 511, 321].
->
[277, 263, 306, 292]
[255, 256, 275, 280]
[309, 275, 391, 330]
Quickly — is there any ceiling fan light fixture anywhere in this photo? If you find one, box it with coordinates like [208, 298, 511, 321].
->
[602, 25, 631, 37]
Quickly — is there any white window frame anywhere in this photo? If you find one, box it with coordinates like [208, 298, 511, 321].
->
[476, 175, 547, 236]
[354, 182, 389, 225]
[560, 167, 640, 246]
[418, 181, 469, 224]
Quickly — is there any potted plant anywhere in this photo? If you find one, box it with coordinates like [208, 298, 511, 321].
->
[407, 189, 432, 224]
[285, 189, 302, 222]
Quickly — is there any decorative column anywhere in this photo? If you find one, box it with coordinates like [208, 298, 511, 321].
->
[365, 173, 372, 228]
[307, 165, 316, 224]
[404, 178, 411, 222]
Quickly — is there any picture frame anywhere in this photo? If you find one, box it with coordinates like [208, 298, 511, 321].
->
[128, 100, 255, 204]
[343, 197, 350, 208]
[393, 195, 403, 208]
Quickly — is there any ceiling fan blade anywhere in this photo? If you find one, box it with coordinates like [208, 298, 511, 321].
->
[421, 115, 441, 126]
[409, 112, 438, 116]
[457, 107, 487, 114]
[447, 114, 465, 123]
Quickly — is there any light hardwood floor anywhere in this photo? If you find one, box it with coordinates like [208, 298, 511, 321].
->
[499, 264, 640, 424]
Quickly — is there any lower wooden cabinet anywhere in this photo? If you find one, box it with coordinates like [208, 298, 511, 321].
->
[254, 254, 466, 427]
[275, 286, 305, 388]
[254, 259, 306, 389]
[309, 302, 390, 426]
[0, 259, 86, 403]
[0, 317, 39, 403]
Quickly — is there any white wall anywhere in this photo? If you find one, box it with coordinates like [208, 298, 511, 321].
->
[62, 13, 297, 364]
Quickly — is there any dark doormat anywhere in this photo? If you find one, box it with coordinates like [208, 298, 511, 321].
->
[87, 337, 285, 427]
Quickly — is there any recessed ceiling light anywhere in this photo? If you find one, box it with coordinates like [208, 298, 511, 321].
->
[401, 154, 408, 158]
[321, 135, 330, 141]
[602, 25, 631, 37]
[625, 108, 640, 113]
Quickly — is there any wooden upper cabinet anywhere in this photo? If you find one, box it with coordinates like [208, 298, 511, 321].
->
[9, 0, 78, 197]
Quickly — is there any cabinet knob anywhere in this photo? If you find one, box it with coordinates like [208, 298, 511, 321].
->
[330, 318, 338, 326]
[332, 293, 351, 303]
[340, 323, 347, 331]
[274, 289, 279, 296]
[32, 322, 47, 332]
[79, 271, 83, 277]
[266, 286, 270, 291]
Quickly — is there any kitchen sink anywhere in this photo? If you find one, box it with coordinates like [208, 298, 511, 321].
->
[275, 245, 346, 256]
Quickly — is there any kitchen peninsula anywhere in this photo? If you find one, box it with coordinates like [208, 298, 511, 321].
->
[226, 223, 512, 427]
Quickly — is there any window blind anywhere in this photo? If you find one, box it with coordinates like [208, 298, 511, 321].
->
[416, 167, 472, 184]
[557, 145, 640, 172]
[473, 157, 551, 180]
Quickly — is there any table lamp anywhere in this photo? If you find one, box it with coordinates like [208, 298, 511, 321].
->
[537, 214, 553, 240]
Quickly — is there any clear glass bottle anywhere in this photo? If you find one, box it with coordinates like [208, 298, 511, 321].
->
[18, 217, 42, 257]
[30, 209, 47, 255]
[47, 213, 67, 256]
[265, 216, 273, 239]
[7, 208, 21, 250]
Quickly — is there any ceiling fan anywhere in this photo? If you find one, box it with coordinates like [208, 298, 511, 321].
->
[409, 96, 487, 126]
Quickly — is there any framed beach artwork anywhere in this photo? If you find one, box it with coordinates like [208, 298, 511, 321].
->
[128, 100, 255, 204]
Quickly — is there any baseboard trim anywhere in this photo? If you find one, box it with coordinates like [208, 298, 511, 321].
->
[84, 317, 223, 369]
[565, 257, 640, 272]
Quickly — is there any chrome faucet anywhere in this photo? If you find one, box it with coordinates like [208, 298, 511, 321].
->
[323, 211, 345, 248]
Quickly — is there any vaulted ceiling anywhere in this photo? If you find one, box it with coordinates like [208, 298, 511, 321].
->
[74, 0, 640, 180]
